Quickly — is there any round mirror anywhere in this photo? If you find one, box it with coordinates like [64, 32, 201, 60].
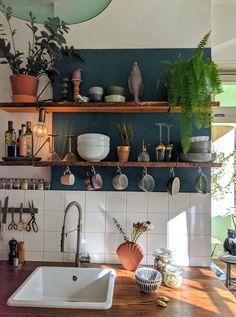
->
[0, 0, 112, 24]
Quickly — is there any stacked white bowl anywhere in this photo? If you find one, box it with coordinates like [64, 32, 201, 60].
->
[77, 133, 110, 162]
[135, 267, 162, 293]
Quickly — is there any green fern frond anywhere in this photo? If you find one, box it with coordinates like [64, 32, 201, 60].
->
[198, 31, 211, 50]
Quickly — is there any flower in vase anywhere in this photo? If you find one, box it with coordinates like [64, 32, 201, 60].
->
[113, 217, 153, 244]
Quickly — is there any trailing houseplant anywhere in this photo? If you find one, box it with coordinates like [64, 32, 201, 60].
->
[113, 217, 152, 270]
[163, 31, 223, 153]
[116, 122, 136, 162]
[0, 1, 81, 101]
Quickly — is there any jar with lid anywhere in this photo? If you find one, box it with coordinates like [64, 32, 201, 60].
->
[12, 178, 20, 190]
[163, 264, 183, 288]
[28, 178, 36, 190]
[0, 178, 6, 189]
[20, 178, 28, 190]
[5, 178, 13, 190]
[37, 179, 44, 190]
[153, 248, 172, 275]
[43, 181, 51, 190]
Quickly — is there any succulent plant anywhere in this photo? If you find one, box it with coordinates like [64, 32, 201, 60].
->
[117, 123, 136, 146]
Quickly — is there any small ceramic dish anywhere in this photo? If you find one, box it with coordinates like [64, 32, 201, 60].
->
[105, 95, 126, 102]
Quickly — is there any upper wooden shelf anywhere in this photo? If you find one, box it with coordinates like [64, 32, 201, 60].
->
[0, 160, 222, 168]
[0, 101, 220, 113]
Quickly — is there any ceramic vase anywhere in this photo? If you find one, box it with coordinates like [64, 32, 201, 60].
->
[117, 146, 130, 162]
[116, 241, 144, 271]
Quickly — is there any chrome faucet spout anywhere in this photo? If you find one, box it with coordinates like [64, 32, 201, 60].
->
[60, 201, 90, 267]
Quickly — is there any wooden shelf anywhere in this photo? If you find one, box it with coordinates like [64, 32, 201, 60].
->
[0, 160, 222, 168]
[0, 101, 220, 113]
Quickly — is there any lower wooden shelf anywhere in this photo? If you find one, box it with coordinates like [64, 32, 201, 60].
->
[0, 160, 222, 168]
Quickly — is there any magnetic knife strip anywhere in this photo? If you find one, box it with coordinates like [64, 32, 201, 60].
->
[7, 207, 38, 213]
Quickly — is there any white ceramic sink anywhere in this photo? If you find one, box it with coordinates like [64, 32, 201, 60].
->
[7, 266, 116, 310]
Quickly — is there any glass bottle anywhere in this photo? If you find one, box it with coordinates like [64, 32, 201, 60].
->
[19, 124, 27, 157]
[138, 140, 150, 162]
[25, 121, 33, 157]
[5, 120, 17, 157]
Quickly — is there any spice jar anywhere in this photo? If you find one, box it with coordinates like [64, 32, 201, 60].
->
[28, 178, 36, 190]
[13, 178, 20, 190]
[153, 248, 172, 275]
[0, 178, 6, 189]
[37, 179, 44, 190]
[5, 178, 13, 190]
[163, 264, 183, 288]
[20, 178, 28, 190]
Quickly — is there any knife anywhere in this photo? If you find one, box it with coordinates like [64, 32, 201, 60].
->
[0, 200, 2, 228]
[0, 196, 8, 240]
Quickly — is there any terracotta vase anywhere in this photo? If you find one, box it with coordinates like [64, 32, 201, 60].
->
[117, 146, 130, 162]
[116, 241, 144, 271]
[10, 74, 39, 102]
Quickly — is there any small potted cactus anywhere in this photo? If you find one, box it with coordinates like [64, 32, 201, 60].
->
[117, 122, 136, 162]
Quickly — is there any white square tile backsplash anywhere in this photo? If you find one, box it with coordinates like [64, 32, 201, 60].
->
[0, 190, 211, 266]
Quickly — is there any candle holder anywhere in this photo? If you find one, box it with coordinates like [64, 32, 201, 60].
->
[72, 79, 82, 101]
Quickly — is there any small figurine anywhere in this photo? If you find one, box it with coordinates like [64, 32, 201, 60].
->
[128, 61, 144, 102]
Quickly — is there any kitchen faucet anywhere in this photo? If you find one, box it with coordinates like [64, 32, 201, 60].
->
[60, 201, 90, 267]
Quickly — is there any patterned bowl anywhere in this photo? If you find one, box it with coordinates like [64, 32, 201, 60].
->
[135, 268, 162, 293]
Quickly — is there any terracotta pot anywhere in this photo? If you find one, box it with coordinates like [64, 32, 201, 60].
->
[10, 74, 39, 102]
[116, 241, 144, 271]
[117, 145, 130, 162]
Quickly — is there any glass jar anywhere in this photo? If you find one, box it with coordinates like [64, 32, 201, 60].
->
[153, 248, 172, 275]
[5, 178, 13, 190]
[0, 178, 6, 189]
[37, 179, 44, 190]
[12, 178, 20, 190]
[43, 181, 51, 190]
[20, 178, 28, 190]
[28, 178, 36, 190]
[163, 264, 183, 288]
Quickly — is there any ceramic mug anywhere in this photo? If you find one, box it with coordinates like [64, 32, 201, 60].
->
[84, 168, 103, 190]
[138, 168, 155, 192]
[60, 167, 75, 186]
[112, 168, 128, 190]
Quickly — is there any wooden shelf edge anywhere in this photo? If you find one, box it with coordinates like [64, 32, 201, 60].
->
[0, 160, 222, 168]
[0, 101, 219, 113]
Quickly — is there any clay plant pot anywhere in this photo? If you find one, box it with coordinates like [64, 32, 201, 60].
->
[10, 74, 39, 102]
[116, 241, 144, 271]
[117, 145, 130, 162]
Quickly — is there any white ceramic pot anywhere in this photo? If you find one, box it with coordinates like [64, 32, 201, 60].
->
[77, 133, 110, 142]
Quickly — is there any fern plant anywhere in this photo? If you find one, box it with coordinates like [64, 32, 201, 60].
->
[166, 31, 222, 153]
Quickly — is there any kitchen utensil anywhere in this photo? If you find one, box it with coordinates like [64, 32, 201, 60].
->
[26, 201, 38, 232]
[0, 200, 2, 229]
[0, 196, 9, 240]
[195, 168, 208, 194]
[17, 203, 27, 231]
[8, 208, 17, 230]
[167, 168, 180, 196]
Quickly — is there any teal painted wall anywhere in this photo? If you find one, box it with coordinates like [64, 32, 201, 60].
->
[52, 48, 211, 191]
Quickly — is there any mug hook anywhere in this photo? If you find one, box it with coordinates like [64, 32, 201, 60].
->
[143, 167, 148, 175]
[91, 166, 96, 174]
[65, 165, 71, 174]
[117, 166, 122, 174]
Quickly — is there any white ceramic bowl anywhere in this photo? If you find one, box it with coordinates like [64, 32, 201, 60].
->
[135, 268, 162, 293]
[78, 133, 110, 143]
[88, 86, 104, 94]
[105, 95, 126, 102]
[78, 140, 109, 147]
[77, 145, 110, 162]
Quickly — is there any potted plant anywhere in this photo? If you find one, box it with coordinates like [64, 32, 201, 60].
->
[113, 217, 152, 271]
[163, 31, 222, 153]
[116, 122, 136, 162]
[0, 2, 80, 102]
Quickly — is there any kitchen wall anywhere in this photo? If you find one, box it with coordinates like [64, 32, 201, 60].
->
[0, 190, 211, 266]
[0, 0, 213, 265]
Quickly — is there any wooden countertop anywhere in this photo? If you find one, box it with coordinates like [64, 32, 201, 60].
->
[0, 261, 235, 317]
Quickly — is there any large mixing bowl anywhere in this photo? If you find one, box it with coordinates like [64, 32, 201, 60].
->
[77, 134, 110, 162]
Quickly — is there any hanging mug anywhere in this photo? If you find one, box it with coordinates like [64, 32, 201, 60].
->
[167, 168, 180, 196]
[138, 167, 155, 192]
[60, 166, 75, 186]
[112, 167, 128, 190]
[84, 167, 103, 190]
